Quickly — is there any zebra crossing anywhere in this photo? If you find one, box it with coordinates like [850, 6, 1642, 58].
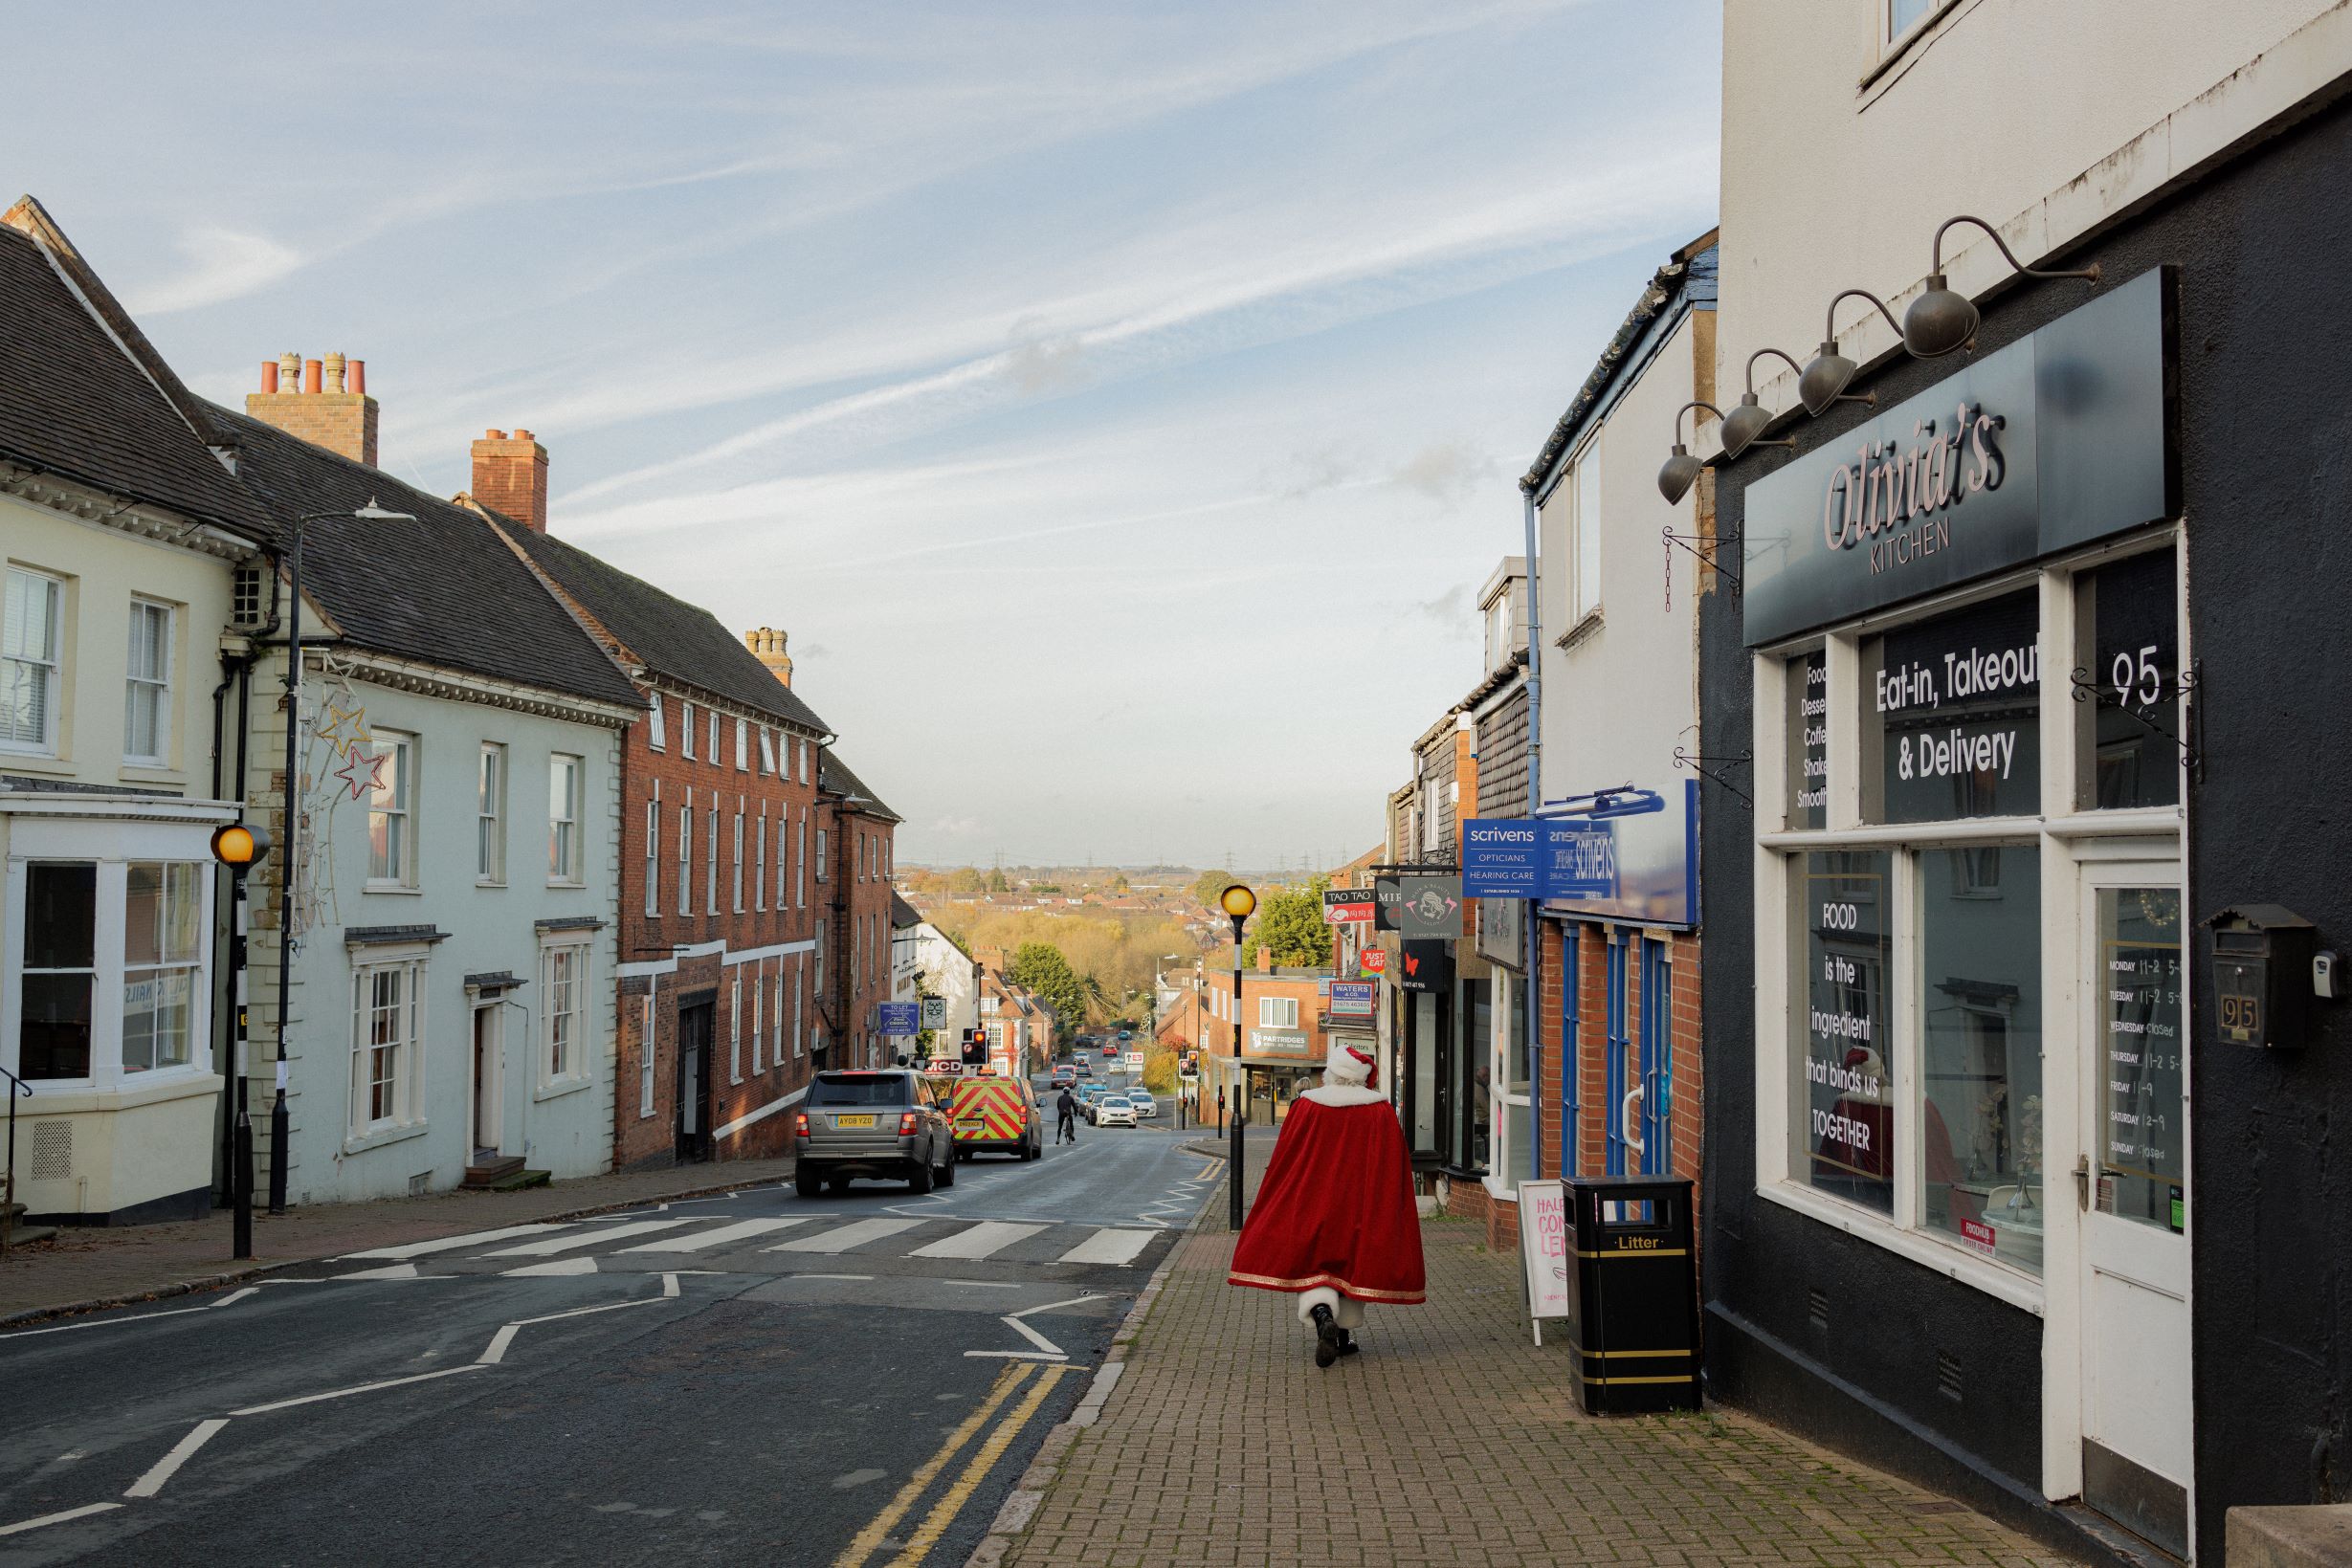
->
[332, 1212, 1165, 1276]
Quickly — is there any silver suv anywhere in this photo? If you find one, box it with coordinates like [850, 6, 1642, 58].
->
[794, 1071, 955, 1197]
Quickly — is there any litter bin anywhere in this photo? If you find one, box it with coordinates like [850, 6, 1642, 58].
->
[1562, 1175, 1700, 1414]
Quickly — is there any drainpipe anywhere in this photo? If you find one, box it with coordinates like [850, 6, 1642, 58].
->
[1520, 482, 1542, 1182]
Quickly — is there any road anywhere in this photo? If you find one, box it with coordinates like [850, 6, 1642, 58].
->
[0, 1091, 1211, 1568]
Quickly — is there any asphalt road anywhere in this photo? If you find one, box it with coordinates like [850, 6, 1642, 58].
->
[0, 1088, 1212, 1568]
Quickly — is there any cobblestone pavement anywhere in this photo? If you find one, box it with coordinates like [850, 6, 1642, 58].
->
[992, 1210, 2077, 1568]
[0, 1157, 794, 1323]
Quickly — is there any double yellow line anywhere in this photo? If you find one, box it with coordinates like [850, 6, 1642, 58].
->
[832, 1360, 1074, 1568]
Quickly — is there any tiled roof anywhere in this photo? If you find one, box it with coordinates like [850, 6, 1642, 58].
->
[0, 225, 273, 538]
[818, 749, 899, 823]
[491, 520, 832, 737]
[891, 892, 921, 927]
[208, 406, 643, 711]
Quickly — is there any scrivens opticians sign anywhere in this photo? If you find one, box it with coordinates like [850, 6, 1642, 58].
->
[1742, 267, 2174, 647]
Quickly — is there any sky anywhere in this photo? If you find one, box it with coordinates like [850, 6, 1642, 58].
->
[11, 1, 1721, 870]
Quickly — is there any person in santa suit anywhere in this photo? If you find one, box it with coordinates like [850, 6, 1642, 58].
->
[1227, 1043, 1425, 1368]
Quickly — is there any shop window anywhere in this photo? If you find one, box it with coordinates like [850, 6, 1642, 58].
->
[1460, 979, 1492, 1172]
[20, 862, 97, 1079]
[1920, 850, 2043, 1273]
[1794, 850, 1894, 1214]
[1786, 649, 1827, 828]
[1498, 974, 1531, 1191]
[122, 862, 201, 1073]
[2075, 549, 2182, 811]
[1861, 588, 2039, 824]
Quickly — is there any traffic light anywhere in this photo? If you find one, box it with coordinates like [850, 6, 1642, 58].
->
[962, 1027, 987, 1066]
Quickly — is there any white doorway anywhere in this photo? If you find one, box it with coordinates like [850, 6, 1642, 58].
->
[2075, 863, 2190, 1558]
[471, 1002, 503, 1159]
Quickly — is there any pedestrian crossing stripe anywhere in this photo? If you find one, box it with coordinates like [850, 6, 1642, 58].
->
[343, 1216, 1164, 1270]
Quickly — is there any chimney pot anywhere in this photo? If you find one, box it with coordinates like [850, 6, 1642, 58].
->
[486, 429, 506, 440]
[323, 350, 346, 394]
[259, 361, 279, 393]
[514, 429, 533, 441]
[746, 626, 794, 688]
[302, 359, 322, 395]
[347, 359, 366, 395]
[472, 427, 550, 532]
[278, 351, 300, 387]
[249, 351, 379, 466]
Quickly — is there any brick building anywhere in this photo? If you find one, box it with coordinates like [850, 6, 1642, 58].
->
[477, 485, 835, 1168]
[814, 750, 900, 1070]
[1192, 953, 1333, 1127]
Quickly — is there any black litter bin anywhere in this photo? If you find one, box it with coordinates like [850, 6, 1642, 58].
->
[1562, 1175, 1700, 1414]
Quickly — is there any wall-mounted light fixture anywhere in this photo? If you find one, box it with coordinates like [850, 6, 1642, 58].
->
[1905, 214, 2101, 358]
[1656, 400, 1721, 505]
[1719, 347, 1818, 460]
[1799, 289, 1903, 415]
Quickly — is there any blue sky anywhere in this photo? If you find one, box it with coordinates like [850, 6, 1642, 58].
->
[14, 1, 1720, 869]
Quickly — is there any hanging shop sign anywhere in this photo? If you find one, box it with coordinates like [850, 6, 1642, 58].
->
[1328, 980, 1377, 1017]
[877, 1002, 920, 1036]
[1742, 267, 2173, 647]
[1322, 887, 1377, 925]
[920, 995, 949, 1030]
[1496, 782, 1701, 929]
[1397, 939, 1453, 993]
[1476, 894, 1524, 968]
[1392, 876, 1463, 939]
[1357, 947, 1389, 977]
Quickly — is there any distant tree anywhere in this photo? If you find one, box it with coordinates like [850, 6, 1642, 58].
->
[986, 868, 1011, 894]
[1010, 942, 1087, 1041]
[1032, 882, 1062, 894]
[1111, 872, 1130, 893]
[948, 866, 983, 894]
[1190, 869, 1236, 909]
[1242, 875, 1333, 969]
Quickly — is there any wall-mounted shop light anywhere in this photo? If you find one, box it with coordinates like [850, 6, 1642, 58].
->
[1656, 400, 1721, 505]
[1904, 214, 2101, 358]
[1799, 289, 1903, 414]
[1719, 347, 1815, 459]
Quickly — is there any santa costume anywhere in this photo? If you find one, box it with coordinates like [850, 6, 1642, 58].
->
[1227, 1043, 1425, 1368]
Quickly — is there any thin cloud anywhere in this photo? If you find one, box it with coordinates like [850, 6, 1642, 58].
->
[126, 226, 303, 316]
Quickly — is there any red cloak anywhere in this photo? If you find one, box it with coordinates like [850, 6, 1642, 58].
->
[1227, 1096, 1426, 1305]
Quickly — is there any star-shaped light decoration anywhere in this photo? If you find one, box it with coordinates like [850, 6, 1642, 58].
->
[314, 701, 371, 757]
[332, 745, 388, 803]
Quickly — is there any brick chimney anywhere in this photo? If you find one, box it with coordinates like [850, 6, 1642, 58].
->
[1256, 945, 1275, 973]
[471, 429, 548, 531]
[246, 351, 377, 466]
[745, 626, 794, 687]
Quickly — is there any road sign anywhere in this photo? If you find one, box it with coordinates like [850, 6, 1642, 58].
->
[1123, 1050, 1144, 1070]
[1329, 980, 1376, 1017]
[878, 1002, 919, 1036]
[920, 996, 948, 1029]
[1357, 947, 1389, 976]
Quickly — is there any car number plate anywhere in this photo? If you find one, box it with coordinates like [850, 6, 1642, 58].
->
[834, 1115, 877, 1129]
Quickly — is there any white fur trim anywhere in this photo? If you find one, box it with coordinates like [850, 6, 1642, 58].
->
[1301, 1085, 1387, 1107]
[1296, 1286, 1364, 1328]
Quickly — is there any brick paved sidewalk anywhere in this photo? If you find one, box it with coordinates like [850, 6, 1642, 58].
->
[991, 1209, 2077, 1568]
[0, 1157, 794, 1325]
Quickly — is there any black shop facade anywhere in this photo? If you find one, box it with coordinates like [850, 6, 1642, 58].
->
[1699, 101, 2352, 1568]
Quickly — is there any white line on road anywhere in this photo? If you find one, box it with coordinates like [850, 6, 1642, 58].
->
[500, 1256, 599, 1277]
[484, 1219, 696, 1256]
[122, 1419, 228, 1499]
[0, 1502, 122, 1536]
[1054, 1229, 1155, 1267]
[619, 1217, 810, 1252]
[339, 1223, 581, 1260]
[766, 1218, 920, 1254]
[210, 1288, 259, 1310]
[942, 1280, 1022, 1289]
[231, 1363, 486, 1416]
[1001, 1317, 1066, 1358]
[788, 1273, 874, 1282]
[908, 1222, 1046, 1261]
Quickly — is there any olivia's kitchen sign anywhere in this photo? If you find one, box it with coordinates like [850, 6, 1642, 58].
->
[1742, 266, 2173, 647]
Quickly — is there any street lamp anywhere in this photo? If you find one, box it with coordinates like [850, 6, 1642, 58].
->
[270, 500, 415, 1214]
[210, 821, 271, 1258]
[1219, 884, 1255, 1230]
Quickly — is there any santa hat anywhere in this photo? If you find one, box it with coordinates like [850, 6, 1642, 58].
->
[1325, 1042, 1377, 1090]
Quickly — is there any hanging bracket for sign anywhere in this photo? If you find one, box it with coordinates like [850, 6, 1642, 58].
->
[1672, 745, 1754, 806]
[2068, 658, 2202, 783]
[1662, 526, 1742, 613]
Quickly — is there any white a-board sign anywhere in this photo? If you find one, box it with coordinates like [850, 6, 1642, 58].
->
[1518, 1179, 1572, 1346]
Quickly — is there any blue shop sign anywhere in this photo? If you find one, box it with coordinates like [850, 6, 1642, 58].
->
[877, 1003, 920, 1036]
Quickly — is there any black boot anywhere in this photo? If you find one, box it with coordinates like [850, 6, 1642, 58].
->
[1336, 1328, 1359, 1358]
[1310, 1303, 1341, 1369]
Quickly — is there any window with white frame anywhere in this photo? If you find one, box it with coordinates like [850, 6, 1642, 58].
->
[732, 809, 745, 912]
[792, 963, 804, 1056]
[542, 942, 588, 1085]
[705, 807, 720, 915]
[755, 814, 767, 911]
[350, 955, 425, 1135]
[770, 973, 782, 1064]
[647, 691, 666, 751]
[681, 701, 696, 759]
[14, 859, 213, 1084]
[19, 861, 98, 1079]
[1566, 435, 1602, 625]
[366, 732, 417, 887]
[815, 827, 829, 882]
[729, 975, 743, 1082]
[1492, 974, 1532, 1194]
[796, 814, 807, 906]
[644, 784, 660, 917]
[677, 800, 693, 915]
[1259, 996, 1298, 1029]
[735, 718, 748, 770]
[477, 742, 507, 884]
[123, 598, 172, 763]
[639, 993, 656, 1116]
[122, 862, 201, 1074]
[798, 739, 810, 782]
[707, 709, 719, 763]
[548, 754, 583, 883]
[759, 728, 775, 773]
[776, 815, 788, 912]
[2, 567, 63, 754]
[1885, 0, 1935, 45]
[751, 972, 764, 1074]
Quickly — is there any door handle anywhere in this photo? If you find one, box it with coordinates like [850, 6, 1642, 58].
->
[2074, 1155, 2090, 1212]
[1623, 1085, 1645, 1158]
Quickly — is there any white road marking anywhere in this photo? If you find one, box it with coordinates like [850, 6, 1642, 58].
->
[942, 1280, 1022, 1290]
[340, 1263, 421, 1280]
[908, 1222, 1047, 1261]
[619, 1217, 810, 1252]
[122, 1419, 228, 1499]
[484, 1219, 694, 1256]
[963, 1292, 1098, 1361]
[1054, 1228, 1156, 1267]
[766, 1218, 921, 1254]
[788, 1273, 874, 1282]
[231, 1363, 486, 1416]
[1000, 1317, 1066, 1358]
[0, 1278, 275, 1340]
[0, 1502, 122, 1535]
[209, 1288, 259, 1309]
[501, 1256, 599, 1277]
[340, 1224, 581, 1260]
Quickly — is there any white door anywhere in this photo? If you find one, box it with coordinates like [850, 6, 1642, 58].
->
[472, 1004, 501, 1157]
[2075, 867, 2190, 1558]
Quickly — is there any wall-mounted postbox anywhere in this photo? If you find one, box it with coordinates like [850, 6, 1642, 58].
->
[2205, 904, 2315, 1049]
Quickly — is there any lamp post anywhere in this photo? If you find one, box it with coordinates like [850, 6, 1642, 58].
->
[270, 500, 415, 1214]
[1219, 884, 1255, 1229]
[210, 821, 271, 1259]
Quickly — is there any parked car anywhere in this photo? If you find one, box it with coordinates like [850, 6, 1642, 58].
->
[1095, 1095, 1138, 1129]
[1073, 1057, 1094, 1078]
[793, 1071, 955, 1196]
[1124, 1090, 1158, 1119]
